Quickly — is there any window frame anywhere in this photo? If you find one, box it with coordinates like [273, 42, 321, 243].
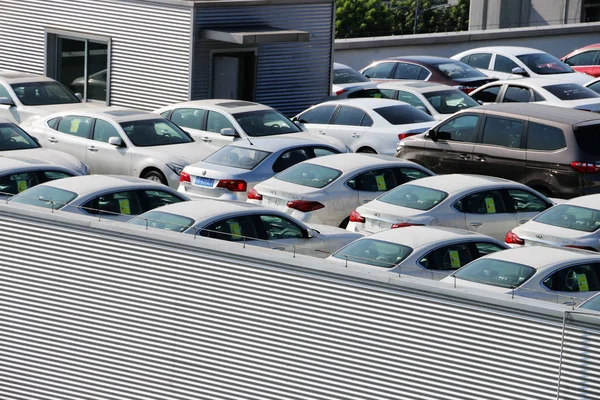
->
[479, 115, 526, 149]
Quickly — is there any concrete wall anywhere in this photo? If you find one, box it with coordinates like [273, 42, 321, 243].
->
[334, 22, 600, 70]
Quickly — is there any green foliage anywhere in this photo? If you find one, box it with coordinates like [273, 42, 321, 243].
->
[335, 0, 470, 38]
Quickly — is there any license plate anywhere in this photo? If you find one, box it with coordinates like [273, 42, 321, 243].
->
[369, 219, 385, 229]
[194, 177, 214, 187]
[527, 240, 546, 247]
[267, 197, 286, 206]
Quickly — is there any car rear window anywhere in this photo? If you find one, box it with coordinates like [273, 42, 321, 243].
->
[0, 122, 40, 150]
[574, 124, 600, 155]
[333, 68, 371, 84]
[128, 211, 195, 233]
[423, 90, 479, 114]
[8, 185, 77, 210]
[435, 61, 488, 79]
[275, 163, 341, 189]
[373, 105, 434, 125]
[453, 258, 536, 288]
[204, 145, 271, 170]
[542, 84, 600, 100]
[533, 204, 600, 233]
[377, 184, 448, 210]
[332, 238, 413, 268]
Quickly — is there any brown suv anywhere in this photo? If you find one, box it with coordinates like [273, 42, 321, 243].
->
[395, 103, 600, 198]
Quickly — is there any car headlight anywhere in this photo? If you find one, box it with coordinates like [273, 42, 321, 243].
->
[166, 162, 185, 176]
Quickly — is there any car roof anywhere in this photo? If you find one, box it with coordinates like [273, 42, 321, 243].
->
[158, 99, 273, 114]
[218, 136, 339, 152]
[0, 156, 57, 169]
[302, 153, 419, 171]
[46, 107, 158, 122]
[333, 62, 352, 69]
[317, 97, 410, 109]
[140, 198, 267, 221]
[470, 103, 600, 125]
[459, 46, 545, 56]
[564, 194, 600, 209]
[385, 56, 458, 64]
[406, 173, 517, 193]
[375, 80, 457, 93]
[484, 77, 575, 88]
[479, 246, 600, 270]
[362, 226, 500, 248]
[35, 175, 168, 195]
[0, 70, 57, 84]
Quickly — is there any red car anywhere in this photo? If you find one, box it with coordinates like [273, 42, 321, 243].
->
[561, 43, 600, 77]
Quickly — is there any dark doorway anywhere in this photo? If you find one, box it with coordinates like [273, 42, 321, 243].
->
[211, 51, 256, 101]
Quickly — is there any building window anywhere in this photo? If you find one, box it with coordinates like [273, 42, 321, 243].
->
[47, 34, 109, 104]
[582, 0, 600, 22]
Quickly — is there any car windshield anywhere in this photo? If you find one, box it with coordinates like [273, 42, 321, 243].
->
[517, 53, 574, 75]
[377, 184, 448, 210]
[424, 90, 479, 114]
[374, 105, 434, 124]
[332, 238, 413, 268]
[0, 122, 39, 150]
[333, 68, 371, 84]
[435, 61, 488, 79]
[8, 185, 77, 210]
[579, 294, 600, 311]
[453, 258, 536, 288]
[120, 119, 193, 147]
[275, 163, 341, 188]
[234, 110, 302, 137]
[11, 81, 81, 105]
[533, 204, 600, 233]
[204, 145, 271, 170]
[542, 83, 600, 100]
[128, 211, 195, 233]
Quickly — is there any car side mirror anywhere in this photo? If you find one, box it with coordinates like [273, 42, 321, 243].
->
[108, 136, 123, 147]
[220, 128, 237, 137]
[0, 97, 15, 106]
[428, 129, 438, 142]
[511, 67, 529, 77]
[31, 136, 40, 145]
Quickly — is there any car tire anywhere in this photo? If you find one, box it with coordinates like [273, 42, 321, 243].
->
[142, 169, 167, 185]
[339, 217, 350, 229]
[357, 147, 377, 154]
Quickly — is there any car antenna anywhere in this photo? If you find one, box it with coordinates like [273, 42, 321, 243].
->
[246, 135, 254, 146]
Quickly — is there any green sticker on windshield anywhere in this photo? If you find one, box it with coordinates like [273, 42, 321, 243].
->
[229, 222, 242, 240]
[118, 199, 131, 215]
[449, 250, 461, 268]
[375, 175, 387, 191]
[578, 274, 589, 291]
[485, 197, 496, 214]
[16, 180, 28, 193]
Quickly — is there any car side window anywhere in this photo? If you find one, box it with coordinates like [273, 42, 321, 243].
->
[206, 111, 235, 133]
[298, 105, 336, 124]
[42, 171, 75, 182]
[362, 62, 395, 79]
[47, 117, 60, 129]
[360, 113, 374, 127]
[82, 190, 143, 216]
[348, 89, 394, 99]
[471, 86, 501, 103]
[312, 147, 339, 157]
[526, 122, 566, 151]
[454, 190, 507, 214]
[543, 263, 600, 292]
[272, 148, 310, 173]
[0, 172, 38, 196]
[56, 116, 93, 138]
[334, 106, 366, 126]
[474, 242, 507, 257]
[93, 119, 121, 143]
[565, 51, 599, 66]
[350, 168, 398, 192]
[201, 216, 257, 242]
[260, 214, 305, 240]
[0, 84, 11, 99]
[507, 189, 551, 213]
[588, 81, 600, 94]
[419, 243, 474, 270]
[464, 53, 492, 69]
[397, 91, 428, 111]
[503, 86, 532, 103]
[394, 167, 431, 183]
[481, 116, 523, 148]
[437, 114, 480, 142]
[532, 91, 546, 102]
[139, 190, 185, 212]
[393, 63, 424, 80]
[493, 55, 519, 73]
[170, 108, 205, 130]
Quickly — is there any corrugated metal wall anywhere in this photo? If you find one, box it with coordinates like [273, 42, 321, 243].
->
[0, 205, 599, 400]
[193, 3, 334, 116]
[0, 0, 193, 110]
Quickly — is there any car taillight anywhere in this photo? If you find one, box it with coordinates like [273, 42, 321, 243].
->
[564, 245, 598, 252]
[216, 179, 247, 192]
[454, 85, 476, 94]
[505, 231, 524, 245]
[180, 171, 191, 183]
[570, 161, 600, 173]
[336, 89, 348, 96]
[247, 188, 262, 200]
[398, 133, 417, 140]
[349, 210, 365, 223]
[391, 222, 423, 229]
[287, 200, 325, 212]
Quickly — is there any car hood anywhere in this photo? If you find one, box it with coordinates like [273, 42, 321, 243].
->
[2, 148, 87, 174]
[141, 142, 217, 165]
[23, 102, 100, 119]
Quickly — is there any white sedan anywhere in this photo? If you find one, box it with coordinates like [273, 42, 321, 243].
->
[247, 153, 434, 228]
[179, 136, 342, 201]
[440, 246, 600, 305]
[293, 98, 436, 156]
[346, 174, 555, 240]
[506, 194, 600, 252]
[469, 78, 600, 112]
[7, 175, 189, 222]
[326, 226, 508, 280]
[127, 200, 363, 258]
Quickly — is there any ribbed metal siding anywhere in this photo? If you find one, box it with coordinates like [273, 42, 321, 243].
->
[194, 4, 333, 116]
[0, 208, 599, 399]
[0, 0, 192, 110]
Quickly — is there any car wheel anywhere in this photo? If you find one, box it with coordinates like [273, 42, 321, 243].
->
[357, 147, 377, 154]
[142, 169, 167, 185]
[339, 217, 350, 229]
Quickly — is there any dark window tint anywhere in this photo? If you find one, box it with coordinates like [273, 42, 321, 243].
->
[393, 63, 425, 79]
[276, 163, 341, 189]
[93, 119, 120, 143]
[397, 91, 427, 109]
[361, 113, 374, 127]
[503, 86, 531, 103]
[362, 62, 395, 79]
[0, 172, 38, 196]
[587, 81, 600, 94]
[534, 204, 600, 233]
[481, 116, 523, 148]
[260, 215, 305, 240]
[435, 61, 488, 79]
[471, 86, 501, 103]
[10, 81, 80, 105]
[57, 116, 93, 138]
[542, 83, 599, 100]
[348, 168, 399, 192]
[474, 242, 507, 257]
[347, 88, 394, 99]
[533, 91, 546, 101]
[423, 90, 479, 114]
[298, 105, 336, 124]
[574, 124, 600, 155]
[128, 211, 194, 233]
[334, 106, 366, 126]
[0, 122, 39, 150]
[507, 189, 551, 213]
[47, 117, 60, 129]
[517, 53, 573, 75]
[543, 263, 600, 292]
[419, 243, 475, 270]
[272, 148, 310, 173]
[333, 68, 371, 84]
[170, 108, 205, 130]
[527, 122, 566, 151]
[201, 216, 258, 242]
[206, 145, 271, 170]
[565, 51, 599, 66]
[82, 189, 184, 216]
[377, 184, 448, 210]
[453, 258, 535, 288]
[235, 110, 301, 137]
[332, 238, 412, 268]
[8, 185, 77, 210]
[454, 190, 506, 214]
[373, 105, 433, 125]
[418, 68, 431, 80]
[120, 119, 192, 147]
[437, 114, 480, 142]
[206, 111, 235, 133]
[493, 55, 520, 73]
[464, 53, 492, 69]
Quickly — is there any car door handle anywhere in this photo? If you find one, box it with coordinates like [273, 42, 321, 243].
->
[459, 153, 470, 160]
[201, 136, 212, 142]
[317, 130, 326, 135]
[352, 133, 360, 138]
[87, 146, 98, 152]
[475, 155, 486, 161]
[470, 222, 483, 227]
[48, 137, 58, 143]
